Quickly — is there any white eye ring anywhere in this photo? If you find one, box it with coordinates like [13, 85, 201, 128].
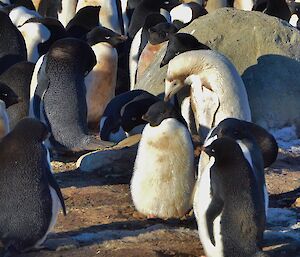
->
[105, 36, 110, 39]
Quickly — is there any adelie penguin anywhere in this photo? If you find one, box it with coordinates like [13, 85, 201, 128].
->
[193, 137, 268, 257]
[0, 82, 20, 138]
[0, 11, 27, 75]
[252, 0, 291, 21]
[0, 118, 66, 256]
[82, 26, 127, 130]
[99, 89, 159, 142]
[0, 61, 34, 129]
[131, 100, 195, 219]
[17, 17, 67, 63]
[136, 21, 178, 81]
[170, 2, 207, 30]
[164, 49, 251, 139]
[31, 38, 113, 153]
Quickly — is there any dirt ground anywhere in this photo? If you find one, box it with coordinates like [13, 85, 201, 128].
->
[2, 146, 300, 257]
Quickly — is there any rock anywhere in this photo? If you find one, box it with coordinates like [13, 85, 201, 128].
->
[293, 197, 300, 208]
[76, 135, 141, 173]
[135, 8, 300, 130]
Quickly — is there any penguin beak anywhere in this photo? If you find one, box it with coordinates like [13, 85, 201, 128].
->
[164, 79, 184, 101]
[118, 35, 128, 42]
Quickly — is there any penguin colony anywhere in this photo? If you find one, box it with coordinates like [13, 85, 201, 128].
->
[1, 0, 296, 256]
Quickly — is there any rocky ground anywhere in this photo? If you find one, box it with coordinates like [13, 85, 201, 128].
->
[1, 144, 300, 257]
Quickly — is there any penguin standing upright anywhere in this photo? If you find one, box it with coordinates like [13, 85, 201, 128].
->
[131, 101, 195, 219]
[57, 0, 78, 27]
[0, 118, 66, 256]
[0, 61, 34, 129]
[0, 11, 27, 74]
[83, 26, 127, 129]
[18, 17, 67, 63]
[194, 137, 268, 257]
[33, 38, 113, 153]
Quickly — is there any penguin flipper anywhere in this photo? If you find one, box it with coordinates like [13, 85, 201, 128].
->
[45, 167, 67, 216]
[205, 195, 223, 246]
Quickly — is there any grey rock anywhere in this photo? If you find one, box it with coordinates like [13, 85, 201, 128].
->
[135, 8, 300, 130]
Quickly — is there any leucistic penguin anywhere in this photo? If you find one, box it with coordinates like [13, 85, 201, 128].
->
[170, 2, 207, 30]
[129, 13, 167, 89]
[0, 11, 27, 74]
[66, 6, 101, 39]
[193, 137, 268, 257]
[136, 21, 178, 81]
[131, 100, 195, 219]
[164, 50, 251, 140]
[0, 118, 66, 256]
[160, 33, 210, 135]
[99, 89, 158, 142]
[18, 17, 67, 63]
[0, 61, 34, 129]
[0, 82, 20, 137]
[83, 26, 127, 130]
[32, 38, 113, 153]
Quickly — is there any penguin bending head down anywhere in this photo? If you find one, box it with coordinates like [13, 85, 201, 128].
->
[194, 137, 268, 257]
[130, 100, 195, 219]
[0, 118, 66, 256]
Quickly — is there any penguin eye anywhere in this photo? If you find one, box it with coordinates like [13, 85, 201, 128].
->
[105, 36, 111, 40]
[2, 93, 7, 97]
[175, 52, 180, 56]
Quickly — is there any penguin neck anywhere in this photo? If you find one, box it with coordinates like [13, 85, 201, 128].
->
[91, 42, 118, 66]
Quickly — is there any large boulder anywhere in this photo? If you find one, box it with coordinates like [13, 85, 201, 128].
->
[135, 8, 300, 131]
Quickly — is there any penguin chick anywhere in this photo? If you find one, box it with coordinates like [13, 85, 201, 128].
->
[194, 137, 266, 257]
[131, 100, 195, 219]
[83, 26, 127, 130]
[0, 118, 66, 255]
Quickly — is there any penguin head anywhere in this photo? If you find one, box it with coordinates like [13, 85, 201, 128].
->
[143, 13, 168, 39]
[160, 33, 210, 67]
[12, 118, 49, 143]
[84, 26, 128, 47]
[142, 100, 186, 127]
[0, 82, 21, 107]
[66, 6, 101, 38]
[203, 137, 242, 165]
[7, 0, 35, 11]
[120, 93, 159, 132]
[148, 22, 178, 45]
[208, 118, 278, 168]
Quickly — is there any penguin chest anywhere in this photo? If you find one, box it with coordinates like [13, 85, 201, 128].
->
[137, 42, 165, 80]
[194, 157, 224, 257]
[131, 121, 195, 218]
[85, 44, 117, 123]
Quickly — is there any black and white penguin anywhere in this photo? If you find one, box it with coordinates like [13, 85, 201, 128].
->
[194, 137, 267, 257]
[18, 17, 67, 62]
[0, 11, 27, 74]
[128, 0, 177, 39]
[135, 21, 178, 81]
[289, 1, 300, 29]
[66, 6, 101, 39]
[160, 33, 210, 67]
[99, 89, 150, 142]
[0, 118, 66, 256]
[32, 38, 113, 153]
[120, 91, 160, 136]
[129, 13, 167, 89]
[252, 0, 291, 21]
[170, 2, 207, 30]
[0, 82, 20, 137]
[82, 26, 127, 130]
[4, 0, 41, 27]
[131, 100, 195, 219]
[0, 61, 34, 128]
[164, 50, 251, 140]
[76, 0, 123, 35]
[203, 118, 278, 219]
[57, 0, 78, 27]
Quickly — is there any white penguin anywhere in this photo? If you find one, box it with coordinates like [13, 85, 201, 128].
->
[164, 49, 251, 139]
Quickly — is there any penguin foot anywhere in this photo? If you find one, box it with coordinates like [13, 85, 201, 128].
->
[147, 214, 157, 219]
